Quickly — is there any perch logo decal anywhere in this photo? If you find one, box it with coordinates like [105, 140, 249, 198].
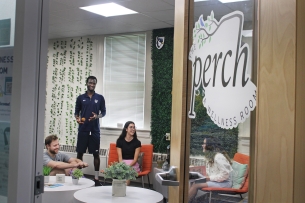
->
[156, 36, 165, 49]
[188, 11, 257, 129]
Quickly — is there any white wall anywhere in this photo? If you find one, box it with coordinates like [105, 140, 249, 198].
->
[45, 32, 153, 147]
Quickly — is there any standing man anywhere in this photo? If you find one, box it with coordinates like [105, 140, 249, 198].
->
[75, 76, 106, 186]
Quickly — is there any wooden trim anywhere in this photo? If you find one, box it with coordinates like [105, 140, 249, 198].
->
[249, 0, 259, 202]
[254, 0, 296, 202]
[294, 0, 305, 202]
[184, 0, 194, 201]
[169, 0, 191, 202]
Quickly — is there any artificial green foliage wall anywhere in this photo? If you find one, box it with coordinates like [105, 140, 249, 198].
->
[150, 28, 238, 156]
[151, 28, 174, 153]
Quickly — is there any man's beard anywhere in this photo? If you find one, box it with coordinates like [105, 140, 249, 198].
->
[49, 149, 58, 155]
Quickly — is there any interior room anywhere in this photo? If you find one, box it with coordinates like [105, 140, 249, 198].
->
[4, 0, 305, 203]
[41, 0, 253, 202]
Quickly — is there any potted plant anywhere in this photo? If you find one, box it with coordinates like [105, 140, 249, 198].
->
[71, 169, 83, 185]
[43, 166, 52, 183]
[101, 162, 138, 197]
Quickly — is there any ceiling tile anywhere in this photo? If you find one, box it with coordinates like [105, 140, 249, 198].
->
[164, 20, 174, 26]
[47, 0, 254, 39]
[119, 0, 174, 13]
[50, 8, 101, 21]
[135, 21, 173, 30]
[52, 30, 89, 38]
[110, 13, 159, 24]
[161, 0, 175, 6]
[49, 0, 72, 12]
[49, 14, 73, 25]
[48, 33, 64, 39]
[49, 21, 94, 33]
[142, 9, 174, 21]
[57, 0, 113, 8]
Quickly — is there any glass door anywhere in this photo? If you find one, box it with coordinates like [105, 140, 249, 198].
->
[0, 1, 16, 202]
[1, 0, 49, 202]
[187, 0, 255, 202]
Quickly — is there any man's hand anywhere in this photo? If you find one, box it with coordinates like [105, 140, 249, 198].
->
[88, 112, 98, 121]
[72, 163, 81, 168]
[76, 116, 84, 124]
[77, 161, 88, 169]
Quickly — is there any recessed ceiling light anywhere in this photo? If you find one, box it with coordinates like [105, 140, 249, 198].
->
[80, 3, 137, 17]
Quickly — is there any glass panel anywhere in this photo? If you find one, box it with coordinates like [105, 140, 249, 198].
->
[188, 0, 254, 202]
[0, 0, 16, 202]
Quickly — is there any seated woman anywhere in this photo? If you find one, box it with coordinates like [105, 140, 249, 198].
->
[116, 121, 141, 185]
[188, 137, 233, 202]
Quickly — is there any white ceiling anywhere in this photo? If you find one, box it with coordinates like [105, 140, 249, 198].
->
[48, 0, 254, 39]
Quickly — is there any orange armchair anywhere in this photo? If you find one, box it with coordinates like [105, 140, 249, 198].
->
[137, 144, 153, 188]
[201, 153, 250, 203]
[106, 143, 153, 188]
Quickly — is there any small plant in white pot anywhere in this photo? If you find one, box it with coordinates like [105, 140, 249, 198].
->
[43, 166, 52, 183]
[101, 162, 138, 197]
[71, 169, 83, 185]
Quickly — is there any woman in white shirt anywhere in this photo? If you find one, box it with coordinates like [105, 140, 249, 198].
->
[188, 137, 233, 202]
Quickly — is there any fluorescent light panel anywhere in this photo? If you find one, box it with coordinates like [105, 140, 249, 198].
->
[80, 3, 137, 17]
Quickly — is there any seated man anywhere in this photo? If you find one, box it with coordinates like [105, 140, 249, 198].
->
[44, 135, 88, 176]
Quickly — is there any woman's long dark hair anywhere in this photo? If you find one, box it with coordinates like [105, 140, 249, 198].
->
[204, 137, 232, 166]
[117, 121, 138, 140]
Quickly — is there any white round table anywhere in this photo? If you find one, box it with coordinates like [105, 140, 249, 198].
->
[42, 176, 94, 203]
[74, 186, 163, 203]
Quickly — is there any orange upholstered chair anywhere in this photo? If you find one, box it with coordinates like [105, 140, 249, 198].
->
[107, 143, 119, 166]
[137, 144, 153, 188]
[106, 143, 153, 188]
[202, 153, 250, 203]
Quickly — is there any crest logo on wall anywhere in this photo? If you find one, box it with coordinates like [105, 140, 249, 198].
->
[156, 36, 165, 49]
[188, 11, 257, 129]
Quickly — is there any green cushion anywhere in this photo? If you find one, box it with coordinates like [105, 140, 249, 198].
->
[231, 161, 248, 189]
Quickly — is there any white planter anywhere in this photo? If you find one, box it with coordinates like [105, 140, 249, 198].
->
[112, 179, 126, 197]
[72, 178, 79, 185]
[44, 176, 50, 183]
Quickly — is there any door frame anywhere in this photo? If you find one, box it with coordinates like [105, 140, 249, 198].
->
[7, 0, 49, 202]
[170, 0, 305, 202]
